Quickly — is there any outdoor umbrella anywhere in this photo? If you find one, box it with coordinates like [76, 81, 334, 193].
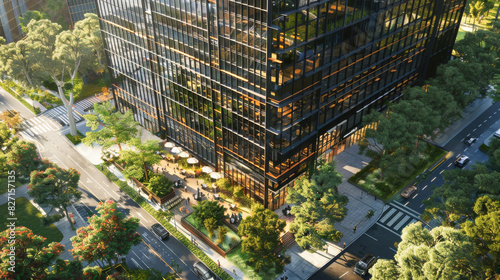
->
[171, 147, 182, 154]
[202, 166, 214, 173]
[178, 151, 190, 158]
[187, 158, 199, 164]
[210, 172, 223, 180]
[164, 142, 175, 148]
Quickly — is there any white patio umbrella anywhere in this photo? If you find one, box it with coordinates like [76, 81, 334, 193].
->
[187, 158, 199, 164]
[171, 147, 182, 154]
[210, 172, 223, 180]
[202, 166, 214, 173]
[164, 142, 175, 148]
[178, 151, 190, 158]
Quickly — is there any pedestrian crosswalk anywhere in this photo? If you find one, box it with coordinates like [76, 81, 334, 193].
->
[74, 96, 102, 112]
[42, 105, 83, 126]
[19, 115, 62, 138]
[377, 201, 422, 235]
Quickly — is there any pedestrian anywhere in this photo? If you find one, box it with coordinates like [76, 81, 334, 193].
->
[218, 260, 221, 268]
[233, 269, 236, 276]
[196, 180, 199, 185]
[185, 199, 188, 205]
[187, 197, 190, 204]
[353, 226, 357, 233]
[184, 185, 187, 192]
[343, 242, 346, 249]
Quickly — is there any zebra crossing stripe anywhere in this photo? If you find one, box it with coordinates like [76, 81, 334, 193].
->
[39, 123, 51, 132]
[30, 126, 43, 134]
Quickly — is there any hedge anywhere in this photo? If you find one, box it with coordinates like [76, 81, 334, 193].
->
[65, 131, 85, 145]
[97, 164, 232, 280]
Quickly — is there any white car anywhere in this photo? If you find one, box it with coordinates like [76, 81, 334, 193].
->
[495, 128, 500, 138]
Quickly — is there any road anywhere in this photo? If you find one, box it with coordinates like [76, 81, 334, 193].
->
[1, 87, 201, 279]
[310, 100, 500, 279]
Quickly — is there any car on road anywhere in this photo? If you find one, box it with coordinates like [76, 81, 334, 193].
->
[174, 179, 183, 188]
[193, 262, 216, 280]
[354, 254, 377, 276]
[151, 223, 169, 240]
[401, 185, 417, 198]
[464, 137, 477, 146]
[495, 128, 500, 138]
[455, 155, 470, 167]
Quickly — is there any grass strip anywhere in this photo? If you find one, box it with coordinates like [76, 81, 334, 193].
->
[0, 82, 36, 114]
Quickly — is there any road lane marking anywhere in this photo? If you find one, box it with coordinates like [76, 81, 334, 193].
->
[131, 257, 143, 269]
[439, 170, 444, 174]
[422, 185, 428, 190]
[339, 271, 349, 278]
[484, 120, 487, 123]
[376, 222, 401, 236]
[431, 177, 436, 182]
[464, 148, 468, 152]
[412, 194, 418, 199]
[132, 251, 150, 268]
[447, 163, 452, 167]
[489, 116, 492, 118]
[66, 156, 118, 200]
[478, 124, 482, 127]
[405, 201, 409, 206]
[420, 204, 424, 208]
[467, 133, 470, 137]
[473, 128, 477, 131]
[364, 233, 378, 241]
[389, 247, 398, 253]
[141, 240, 182, 276]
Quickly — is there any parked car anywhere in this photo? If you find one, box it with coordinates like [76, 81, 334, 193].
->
[455, 155, 470, 167]
[151, 223, 169, 240]
[464, 137, 477, 146]
[354, 254, 377, 276]
[401, 185, 417, 198]
[193, 262, 216, 280]
[495, 128, 500, 138]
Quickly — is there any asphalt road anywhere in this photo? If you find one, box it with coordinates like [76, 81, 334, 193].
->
[1, 87, 201, 279]
[310, 100, 500, 280]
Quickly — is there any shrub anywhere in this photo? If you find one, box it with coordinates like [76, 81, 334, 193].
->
[34, 107, 41, 114]
[479, 143, 490, 153]
[374, 181, 391, 196]
[217, 226, 229, 245]
[148, 175, 173, 197]
[193, 201, 226, 227]
[204, 217, 218, 238]
[65, 131, 85, 145]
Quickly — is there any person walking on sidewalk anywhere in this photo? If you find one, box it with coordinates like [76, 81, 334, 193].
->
[353, 226, 357, 233]
[218, 260, 221, 268]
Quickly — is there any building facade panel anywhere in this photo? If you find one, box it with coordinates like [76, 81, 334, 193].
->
[96, 0, 466, 209]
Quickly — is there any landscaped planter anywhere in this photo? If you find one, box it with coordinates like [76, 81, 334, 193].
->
[111, 162, 176, 204]
[181, 214, 240, 258]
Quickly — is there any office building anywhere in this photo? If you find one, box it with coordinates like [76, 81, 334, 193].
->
[96, 0, 465, 209]
[67, 0, 96, 23]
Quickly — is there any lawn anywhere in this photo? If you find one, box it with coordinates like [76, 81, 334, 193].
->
[0, 197, 63, 245]
[349, 143, 447, 200]
[456, 29, 465, 42]
[0, 177, 24, 195]
[226, 243, 281, 280]
[185, 214, 240, 251]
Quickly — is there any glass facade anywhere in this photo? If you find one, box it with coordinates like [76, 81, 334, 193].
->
[96, 0, 465, 210]
[0, 0, 44, 43]
[68, 0, 97, 23]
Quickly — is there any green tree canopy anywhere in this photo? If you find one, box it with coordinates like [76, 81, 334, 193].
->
[0, 227, 65, 279]
[238, 204, 287, 275]
[0, 122, 18, 154]
[370, 223, 481, 279]
[193, 200, 226, 228]
[119, 139, 161, 182]
[70, 201, 141, 267]
[286, 160, 348, 250]
[27, 162, 82, 225]
[83, 101, 139, 151]
[6, 140, 41, 180]
[148, 175, 173, 197]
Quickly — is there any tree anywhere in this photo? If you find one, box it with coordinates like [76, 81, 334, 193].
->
[119, 139, 162, 182]
[83, 101, 139, 151]
[238, 204, 287, 275]
[0, 110, 22, 131]
[192, 200, 226, 228]
[47, 259, 85, 280]
[74, 13, 106, 74]
[0, 122, 18, 154]
[27, 163, 82, 225]
[0, 227, 64, 279]
[129, 268, 177, 280]
[54, 26, 93, 81]
[6, 140, 41, 180]
[148, 175, 173, 197]
[286, 161, 348, 250]
[2, 41, 36, 87]
[370, 223, 481, 279]
[217, 226, 229, 245]
[18, 10, 49, 32]
[71, 201, 141, 267]
[462, 196, 500, 278]
[204, 217, 218, 238]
